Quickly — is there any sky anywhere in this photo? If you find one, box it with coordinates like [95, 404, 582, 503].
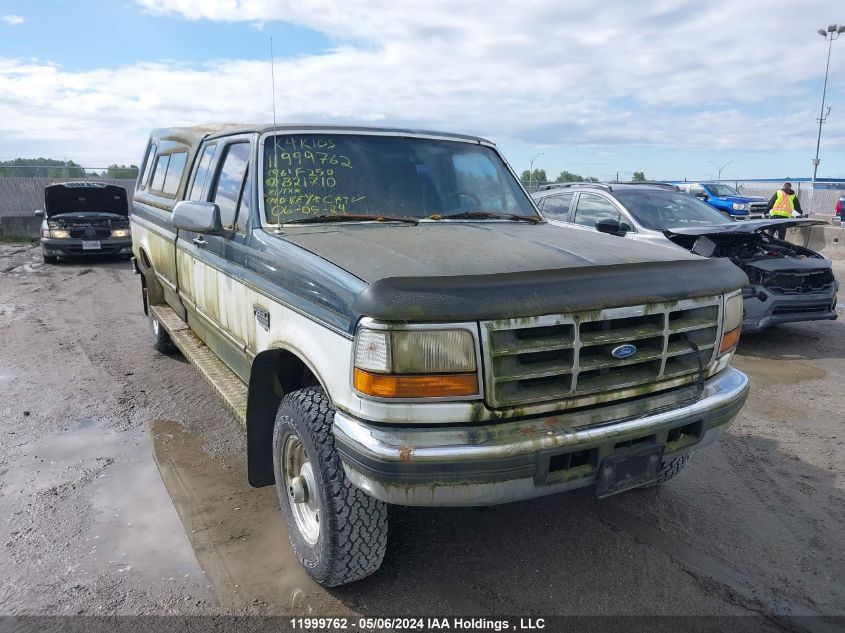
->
[0, 0, 843, 181]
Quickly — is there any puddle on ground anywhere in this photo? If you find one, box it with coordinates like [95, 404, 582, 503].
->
[149, 419, 347, 614]
[732, 355, 826, 385]
[2, 418, 206, 589]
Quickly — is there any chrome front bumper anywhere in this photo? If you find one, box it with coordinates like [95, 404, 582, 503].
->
[333, 366, 749, 506]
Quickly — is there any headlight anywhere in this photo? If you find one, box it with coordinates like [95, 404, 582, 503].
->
[49, 229, 71, 239]
[719, 292, 742, 354]
[732, 203, 750, 211]
[353, 325, 479, 399]
[111, 228, 131, 238]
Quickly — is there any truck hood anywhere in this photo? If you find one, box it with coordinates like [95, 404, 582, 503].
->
[282, 221, 701, 282]
[665, 219, 826, 238]
[278, 222, 748, 321]
[44, 183, 128, 217]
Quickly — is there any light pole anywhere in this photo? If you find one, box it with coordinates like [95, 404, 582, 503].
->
[812, 24, 845, 184]
[528, 152, 543, 190]
[707, 160, 736, 181]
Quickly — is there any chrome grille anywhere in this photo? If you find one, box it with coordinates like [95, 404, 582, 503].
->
[482, 297, 722, 408]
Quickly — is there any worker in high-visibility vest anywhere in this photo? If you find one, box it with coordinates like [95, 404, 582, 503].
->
[765, 182, 803, 239]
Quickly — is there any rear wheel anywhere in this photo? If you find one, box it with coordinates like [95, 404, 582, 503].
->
[150, 313, 176, 354]
[273, 387, 387, 586]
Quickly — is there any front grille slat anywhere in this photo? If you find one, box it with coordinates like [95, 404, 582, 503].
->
[579, 323, 664, 346]
[482, 297, 722, 408]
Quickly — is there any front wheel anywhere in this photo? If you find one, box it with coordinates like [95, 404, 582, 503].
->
[273, 387, 387, 586]
[43, 253, 58, 264]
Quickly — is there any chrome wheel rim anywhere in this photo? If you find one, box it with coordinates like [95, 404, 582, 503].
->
[283, 435, 320, 545]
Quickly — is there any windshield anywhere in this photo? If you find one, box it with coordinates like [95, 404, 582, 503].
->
[262, 134, 537, 223]
[704, 183, 741, 197]
[613, 189, 734, 230]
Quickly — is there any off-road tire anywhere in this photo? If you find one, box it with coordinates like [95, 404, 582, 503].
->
[642, 454, 690, 487]
[150, 313, 176, 354]
[273, 387, 388, 586]
[43, 253, 58, 264]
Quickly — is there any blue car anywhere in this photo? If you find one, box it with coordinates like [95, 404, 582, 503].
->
[676, 182, 768, 219]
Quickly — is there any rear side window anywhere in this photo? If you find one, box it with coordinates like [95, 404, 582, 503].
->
[188, 144, 217, 201]
[138, 142, 157, 190]
[573, 193, 620, 228]
[541, 193, 573, 220]
[162, 152, 188, 196]
[211, 143, 251, 229]
[150, 155, 168, 192]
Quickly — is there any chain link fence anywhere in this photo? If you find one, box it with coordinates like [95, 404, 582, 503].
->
[735, 185, 843, 216]
[0, 176, 137, 218]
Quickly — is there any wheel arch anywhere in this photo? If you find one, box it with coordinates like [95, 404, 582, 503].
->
[246, 343, 328, 487]
[135, 247, 156, 315]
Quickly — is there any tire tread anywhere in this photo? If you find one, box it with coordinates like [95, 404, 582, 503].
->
[278, 387, 387, 586]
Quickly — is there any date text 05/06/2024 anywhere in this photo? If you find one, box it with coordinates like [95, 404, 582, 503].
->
[289, 617, 547, 631]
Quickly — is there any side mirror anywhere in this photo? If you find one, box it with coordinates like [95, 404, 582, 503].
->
[171, 201, 226, 234]
[596, 218, 623, 236]
[34, 209, 44, 217]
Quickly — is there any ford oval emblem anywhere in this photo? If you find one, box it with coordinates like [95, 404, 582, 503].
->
[611, 343, 638, 359]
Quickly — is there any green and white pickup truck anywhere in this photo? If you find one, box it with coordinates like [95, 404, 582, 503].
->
[130, 123, 749, 586]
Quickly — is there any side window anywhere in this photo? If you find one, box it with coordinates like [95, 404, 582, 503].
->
[188, 144, 217, 201]
[150, 155, 169, 192]
[690, 184, 706, 196]
[138, 142, 157, 190]
[162, 152, 187, 196]
[541, 193, 574, 221]
[573, 193, 620, 229]
[211, 142, 250, 230]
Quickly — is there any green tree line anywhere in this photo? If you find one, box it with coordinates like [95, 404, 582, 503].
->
[520, 168, 647, 186]
[0, 158, 137, 179]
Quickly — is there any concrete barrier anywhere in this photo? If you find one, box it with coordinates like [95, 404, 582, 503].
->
[787, 224, 845, 260]
[0, 215, 40, 240]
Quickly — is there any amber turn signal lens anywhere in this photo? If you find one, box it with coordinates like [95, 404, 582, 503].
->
[353, 368, 478, 398]
[719, 327, 740, 354]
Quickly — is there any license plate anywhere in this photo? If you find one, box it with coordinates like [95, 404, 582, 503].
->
[595, 445, 664, 498]
[82, 240, 101, 250]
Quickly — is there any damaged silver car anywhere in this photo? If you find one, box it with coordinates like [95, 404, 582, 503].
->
[533, 182, 838, 333]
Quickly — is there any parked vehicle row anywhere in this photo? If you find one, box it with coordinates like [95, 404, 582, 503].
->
[532, 182, 838, 333]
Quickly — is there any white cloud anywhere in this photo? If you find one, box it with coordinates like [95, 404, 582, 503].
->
[1, 0, 842, 168]
[2, 15, 25, 25]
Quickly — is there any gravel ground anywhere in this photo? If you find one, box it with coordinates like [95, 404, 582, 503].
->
[0, 242, 843, 628]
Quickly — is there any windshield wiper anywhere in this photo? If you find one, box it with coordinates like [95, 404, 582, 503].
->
[285, 214, 419, 225]
[434, 211, 541, 224]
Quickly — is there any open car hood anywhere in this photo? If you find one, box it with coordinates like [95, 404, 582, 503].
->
[44, 182, 128, 217]
[664, 219, 826, 238]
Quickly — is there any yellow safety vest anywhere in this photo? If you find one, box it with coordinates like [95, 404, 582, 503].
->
[771, 190, 795, 218]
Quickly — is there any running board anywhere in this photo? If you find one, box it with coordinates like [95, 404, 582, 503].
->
[150, 304, 248, 426]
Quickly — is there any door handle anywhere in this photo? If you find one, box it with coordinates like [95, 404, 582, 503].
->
[192, 237, 207, 247]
